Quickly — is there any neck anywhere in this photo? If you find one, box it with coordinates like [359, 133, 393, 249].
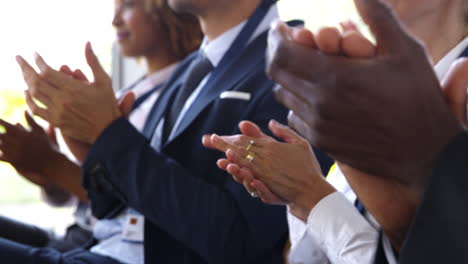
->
[198, 0, 262, 42]
[144, 51, 177, 76]
[404, 4, 468, 64]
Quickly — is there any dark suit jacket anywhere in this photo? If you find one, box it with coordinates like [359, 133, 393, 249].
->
[396, 132, 468, 263]
[82, 29, 333, 264]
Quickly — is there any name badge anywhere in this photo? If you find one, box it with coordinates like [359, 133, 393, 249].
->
[122, 214, 145, 242]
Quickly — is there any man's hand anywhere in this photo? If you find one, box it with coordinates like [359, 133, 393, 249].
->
[16, 42, 121, 144]
[266, 0, 462, 188]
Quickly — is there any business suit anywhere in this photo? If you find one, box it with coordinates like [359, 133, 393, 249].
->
[83, 30, 287, 264]
[82, 21, 332, 263]
[397, 132, 468, 263]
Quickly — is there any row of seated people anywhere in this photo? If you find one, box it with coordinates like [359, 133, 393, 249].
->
[0, 0, 467, 263]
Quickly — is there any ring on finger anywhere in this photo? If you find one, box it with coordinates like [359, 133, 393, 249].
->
[245, 152, 254, 162]
[245, 140, 255, 152]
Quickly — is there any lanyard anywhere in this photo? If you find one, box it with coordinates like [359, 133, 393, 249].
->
[201, 0, 276, 87]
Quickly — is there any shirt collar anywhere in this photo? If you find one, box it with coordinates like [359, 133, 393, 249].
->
[200, 4, 279, 67]
[130, 62, 179, 98]
[434, 36, 468, 80]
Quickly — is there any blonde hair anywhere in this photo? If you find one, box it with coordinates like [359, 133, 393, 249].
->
[144, 0, 203, 60]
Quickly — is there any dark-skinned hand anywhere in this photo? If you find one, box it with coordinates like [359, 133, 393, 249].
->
[267, 0, 462, 189]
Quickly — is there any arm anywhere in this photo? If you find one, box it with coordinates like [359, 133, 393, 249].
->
[0, 112, 87, 202]
[82, 84, 288, 264]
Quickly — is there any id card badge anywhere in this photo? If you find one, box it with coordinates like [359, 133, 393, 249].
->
[122, 213, 145, 242]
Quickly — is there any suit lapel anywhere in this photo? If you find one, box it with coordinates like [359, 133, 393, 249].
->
[166, 32, 268, 145]
[142, 54, 197, 139]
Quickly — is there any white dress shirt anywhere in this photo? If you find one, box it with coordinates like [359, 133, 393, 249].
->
[90, 62, 178, 264]
[150, 4, 279, 149]
[286, 38, 468, 264]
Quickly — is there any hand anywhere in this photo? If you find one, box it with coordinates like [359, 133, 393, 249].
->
[441, 58, 468, 128]
[0, 111, 61, 187]
[16, 42, 121, 144]
[204, 120, 287, 205]
[266, 0, 462, 188]
[203, 120, 336, 221]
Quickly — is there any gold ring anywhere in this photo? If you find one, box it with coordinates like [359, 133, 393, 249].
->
[245, 140, 255, 152]
[245, 152, 254, 162]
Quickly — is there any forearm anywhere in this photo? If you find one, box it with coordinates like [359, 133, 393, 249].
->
[82, 118, 287, 263]
[43, 152, 88, 203]
[339, 163, 420, 250]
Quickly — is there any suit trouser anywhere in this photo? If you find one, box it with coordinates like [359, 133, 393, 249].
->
[0, 237, 122, 264]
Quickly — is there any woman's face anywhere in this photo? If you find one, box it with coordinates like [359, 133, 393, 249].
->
[113, 0, 164, 57]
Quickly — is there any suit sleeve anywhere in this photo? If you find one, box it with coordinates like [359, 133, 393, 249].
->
[81, 82, 288, 264]
[400, 132, 468, 263]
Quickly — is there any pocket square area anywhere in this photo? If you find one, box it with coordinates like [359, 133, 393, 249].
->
[219, 91, 251, 101]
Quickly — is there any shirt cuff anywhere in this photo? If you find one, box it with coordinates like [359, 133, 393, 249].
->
[307, 192, 378, 263]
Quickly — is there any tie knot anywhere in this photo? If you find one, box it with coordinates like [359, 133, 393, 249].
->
[184, 53, 213, 88]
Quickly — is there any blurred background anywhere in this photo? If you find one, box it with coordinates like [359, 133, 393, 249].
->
[0, 0, 361, 235]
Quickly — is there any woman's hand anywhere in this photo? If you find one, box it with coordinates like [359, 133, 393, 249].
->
[203, 120, 336, 221]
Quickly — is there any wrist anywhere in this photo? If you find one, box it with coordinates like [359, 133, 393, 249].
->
[92, 112, 122, 143]
[290, 179, 336, 222]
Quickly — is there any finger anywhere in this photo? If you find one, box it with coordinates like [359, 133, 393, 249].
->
[34, 53, 72, 90]
[441, 58, 468, 126]
[0, 152, 6, 162]
[291, 27, 317, 48]
[250, 180, 284, 204]
[216, 158, 230, 170]
[24, 111, 41, 131]
[226, 163, 243, 183]
[268, 119, 304, 144]
[85, 42, 108, 84]
[225, 148, 252, 169]
[59, 65, 74, 76]
[16, 56, 56, 107]
[315, 26, 341, 55]
[210, 134, 234, 152]
[202, 134, 216, 149]
[25, 90, 51, 122]
[287, 111, 314, 143]
[340, 20, 359, 32]
[243, 179, 257, 194]
[118, 91, 135, 118]
[273, 86, 314, 125]
[353, 0, 410, 52]
[238, 121, 269, 139]
[0, 118, 16, 132]
[267, 21, 331, 82]
[72, 69, 89, 82]
[341, 30, 376, 58]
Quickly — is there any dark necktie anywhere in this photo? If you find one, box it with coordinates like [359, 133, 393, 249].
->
[163, 53, 214, 142]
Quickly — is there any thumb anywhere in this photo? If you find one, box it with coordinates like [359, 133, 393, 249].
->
[441, 58, 468, 127]
[85, 42, 108, 84]
[268, 119, 303, 144]
[119, 91, 135, 118]
[353, 0, 410, 53]
[239, 121, 269, 139]
[24, 111, 41, 131]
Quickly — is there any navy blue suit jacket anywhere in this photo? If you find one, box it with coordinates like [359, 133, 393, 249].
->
[82, 31, 332, 264]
